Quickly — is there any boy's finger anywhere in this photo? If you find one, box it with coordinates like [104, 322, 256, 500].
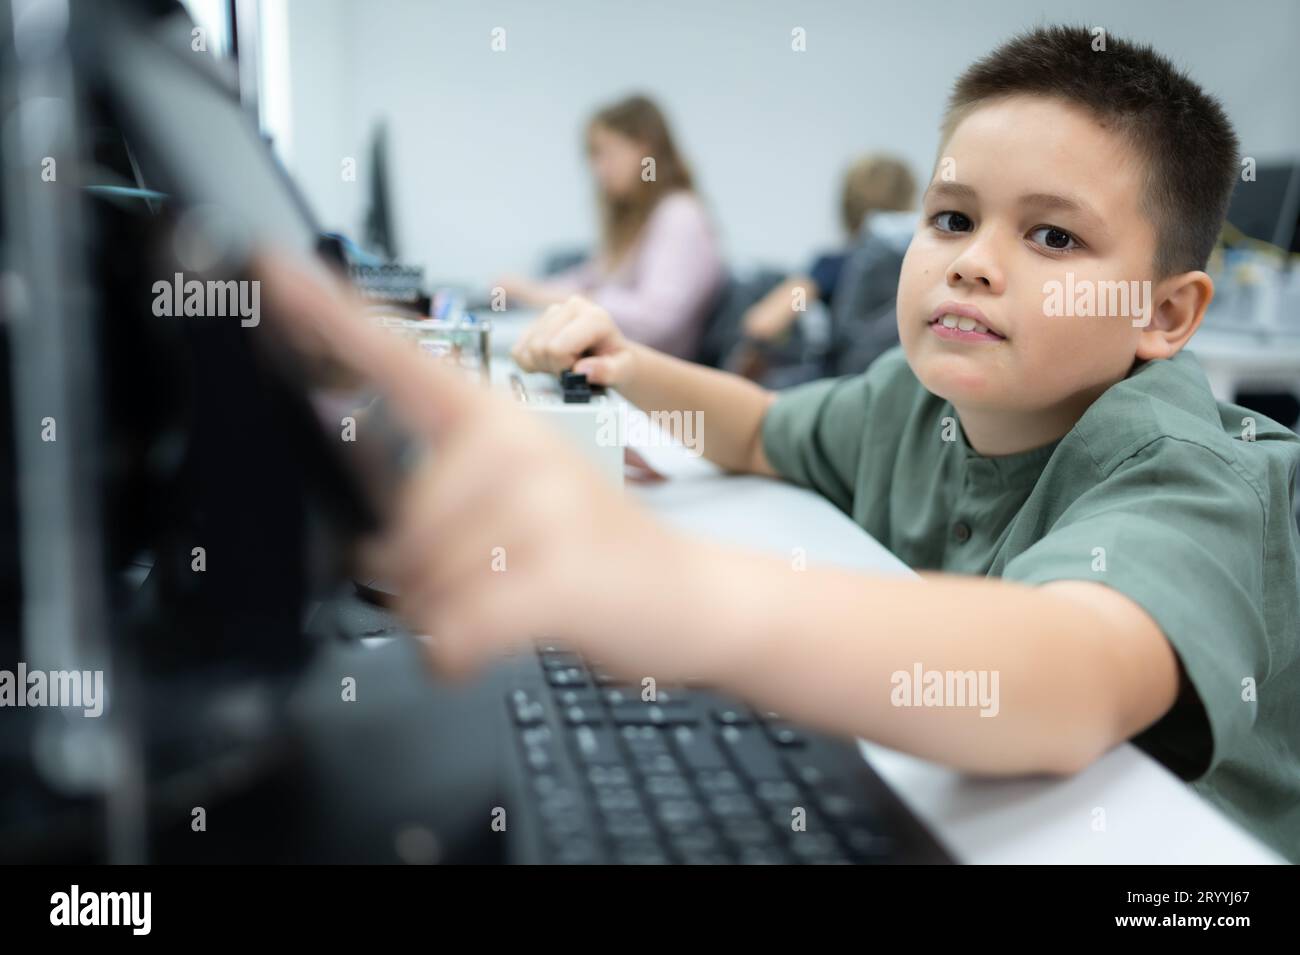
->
[548, 310, 607, 364]
[253, 250, 480, 438]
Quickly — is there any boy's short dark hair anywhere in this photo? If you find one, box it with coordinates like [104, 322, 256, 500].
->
[941, 25, 1240, 278]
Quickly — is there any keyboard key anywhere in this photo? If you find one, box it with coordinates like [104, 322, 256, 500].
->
[539, 650, 584, 670]
[711, 706, 753, 726]
[817, 792, 880, 826]
[754, 780, 802, 804]
[722, 817, 778, 846]
[602, 810, 656, 840]
[546, 667, 589, 688]
[620, 725, 669, 751]
[586, 765, 633, 788]
[610, 703, 667, 726]
[719, 725, 789, 781]
[668, 829, 725, 855]
[611, 702, 699, 726]
[540, 809, 588, 842]
[507, 690, 546, 725]
[524, 748, 553, 772]
[519, 725, 553, 747]
[776, 806, 829, 833]
[533, 773, 562, 797]
[672, 727, 728, 771]
[563, 705, 604, 726]
[635, 753, 682, 776]
[519, 725, 557, 772]
[600, 691, 686, 706]
[708, 793, 760, 819]
[783, 750, 860, 792]
[612, 841, 671, 865]
[765, 724, 807, 748]
[552, 838, 601, 864]
[571, 725, 622, 765]
[623, 727, 681, 773]
[553, 687, 601, 708]
[788, 833, 850, 864]
[694, 769, 743, 795]
[643, 774, 693, 800]
[604, 687, 686, 706]
[654, 798, 706, 828]
[538, 788, 581, 814]
[736, 845, 792, 865]
[842, 827, 895, 860]
[593, 786, 642, 814]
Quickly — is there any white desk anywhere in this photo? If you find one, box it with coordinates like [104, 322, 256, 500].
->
[487, 311, 1287, 864]
[1190, 326, 1300, 404]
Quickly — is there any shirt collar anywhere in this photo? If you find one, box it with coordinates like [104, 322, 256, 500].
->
[947, 406, 1063, 489]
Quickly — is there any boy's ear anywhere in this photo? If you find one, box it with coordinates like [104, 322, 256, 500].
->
[1135, 270, 1214, 361]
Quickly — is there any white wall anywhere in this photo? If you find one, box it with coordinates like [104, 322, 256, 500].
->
[267, 0, 1300, 286]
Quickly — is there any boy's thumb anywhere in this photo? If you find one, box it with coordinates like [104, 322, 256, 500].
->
[572, 354, 621, 387]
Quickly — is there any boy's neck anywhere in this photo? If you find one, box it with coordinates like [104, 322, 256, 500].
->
[955, 383, 1112, 457]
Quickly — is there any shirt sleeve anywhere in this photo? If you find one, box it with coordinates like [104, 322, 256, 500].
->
[807, 252, 847, 305]
[760, 370, 878, 514]
[1000, 436, 1269, 780]
[589, 194, 724, 356]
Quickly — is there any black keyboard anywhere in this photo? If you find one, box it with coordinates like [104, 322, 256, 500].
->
[506, 644, 952, 864]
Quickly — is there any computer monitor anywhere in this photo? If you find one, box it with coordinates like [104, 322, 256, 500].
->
[103, 15, 323, 261]
[364, 120, 399, 260]
[1, 0, 380, 861]
[1226, 160, 1300, 253]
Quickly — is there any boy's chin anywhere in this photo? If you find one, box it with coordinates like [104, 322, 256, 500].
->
[907, 349, 1009, 408]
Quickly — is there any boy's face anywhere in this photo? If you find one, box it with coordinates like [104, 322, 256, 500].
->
[897, 95, 1160, 422]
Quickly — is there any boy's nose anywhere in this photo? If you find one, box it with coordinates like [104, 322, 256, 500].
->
[946, 238, 1006, 294]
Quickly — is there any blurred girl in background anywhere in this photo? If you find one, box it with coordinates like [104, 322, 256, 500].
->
[495, 95, 725, 360]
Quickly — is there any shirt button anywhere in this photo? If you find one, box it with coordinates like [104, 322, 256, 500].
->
[952, 521, 972, 543]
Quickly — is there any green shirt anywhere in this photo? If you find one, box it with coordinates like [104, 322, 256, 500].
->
[762, 345, 1300, 861]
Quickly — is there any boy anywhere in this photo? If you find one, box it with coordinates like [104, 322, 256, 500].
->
[265, 26, 1300, 860]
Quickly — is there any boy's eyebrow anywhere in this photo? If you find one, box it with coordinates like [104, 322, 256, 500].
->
[1020, 192, 1110, 239]
[924, 181, 978, 204]
[924, 182, 1109, 238]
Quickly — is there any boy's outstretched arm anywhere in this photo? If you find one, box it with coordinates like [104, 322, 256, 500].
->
[693, 548, 1182, 776]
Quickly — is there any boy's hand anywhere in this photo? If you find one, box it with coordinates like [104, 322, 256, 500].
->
[492, 274, 559, 309]
[742, 277, 814, 343]
[257, 255, 723, 681]
[741, 293, 796, 343]
[511, 296, 637, 388]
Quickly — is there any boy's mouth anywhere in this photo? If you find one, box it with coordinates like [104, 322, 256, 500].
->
[928, 302, 1006, 342]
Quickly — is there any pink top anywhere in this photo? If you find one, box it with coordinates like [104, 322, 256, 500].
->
[542, 191, 726, 360]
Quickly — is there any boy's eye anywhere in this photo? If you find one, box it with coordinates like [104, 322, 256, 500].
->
[932, 211, 973, 233]
[1028, 225, 1081, 252]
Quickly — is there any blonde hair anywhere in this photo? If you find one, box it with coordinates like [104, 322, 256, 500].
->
[588, 95, 695, 265]
[841, 154, 916, 235]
